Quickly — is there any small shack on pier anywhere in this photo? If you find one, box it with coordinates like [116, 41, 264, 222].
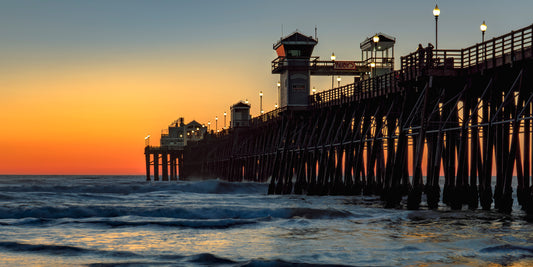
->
[230, 101, 251, 128]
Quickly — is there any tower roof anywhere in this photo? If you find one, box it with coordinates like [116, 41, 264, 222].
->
[231, 101, 251, 109]
[360, 33, 396, 51]
[274, 31, 317, 50]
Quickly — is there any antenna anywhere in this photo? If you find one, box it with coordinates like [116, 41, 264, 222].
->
[315, 25, 317, 40]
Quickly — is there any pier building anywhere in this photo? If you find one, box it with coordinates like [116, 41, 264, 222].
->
[145, 118, 207, 181]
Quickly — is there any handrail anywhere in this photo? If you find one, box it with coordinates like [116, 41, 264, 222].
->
[312, 23, 533, 109]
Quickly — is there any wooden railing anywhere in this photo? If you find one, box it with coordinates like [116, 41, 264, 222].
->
[251, 106, 287, 125]
[312, 23, 533, 108]
[310, 70, 403, 108]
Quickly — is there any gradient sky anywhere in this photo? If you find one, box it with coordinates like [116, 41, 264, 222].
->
[1, 0, 532, 174]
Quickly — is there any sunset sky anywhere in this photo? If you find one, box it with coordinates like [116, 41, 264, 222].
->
[1, 0, 532, 175]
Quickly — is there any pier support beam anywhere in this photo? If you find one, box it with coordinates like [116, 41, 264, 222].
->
[145, 152, 151, 181]
[162, 153, 169, 181]
[154, 153, 159, 181]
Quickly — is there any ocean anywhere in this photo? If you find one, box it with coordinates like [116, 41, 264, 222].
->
[0, 175, 532, 266]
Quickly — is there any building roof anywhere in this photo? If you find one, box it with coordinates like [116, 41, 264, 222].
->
[187, 120, 202, 127]
[274, 31, 317, 49]
[360, 33, 396, 51]
[231, 101, 251, 109]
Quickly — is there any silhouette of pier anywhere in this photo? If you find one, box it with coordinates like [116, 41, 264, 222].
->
[150, 24, 533, 213]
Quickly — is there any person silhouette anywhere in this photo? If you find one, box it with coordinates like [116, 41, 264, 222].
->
[427, 43, 434, 67]
[417, 44, 425, 69]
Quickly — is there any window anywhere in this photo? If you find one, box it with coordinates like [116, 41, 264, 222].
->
[287, 50, 301, 57]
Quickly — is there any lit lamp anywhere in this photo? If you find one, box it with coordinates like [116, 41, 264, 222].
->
[433, 4, 440, 50]
[331, 52, 336, 89]
[215, 116, 218, 132]
[373, 34, 380, 60]
[223, 112, 227, 129]
[208, 121, 211, 131]
[337, 76, 341, 87]
[480, 20, 487, 42]
[145, 135, 151, 147]
[259, 91, 263, 114]
[245, 99, 249, 104]
[373, 34, 379, 77]
[312, 86, 316, 94]
[275, 103, 278, 109]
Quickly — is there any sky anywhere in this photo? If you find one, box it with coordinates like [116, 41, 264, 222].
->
[1, 0, 532, 175]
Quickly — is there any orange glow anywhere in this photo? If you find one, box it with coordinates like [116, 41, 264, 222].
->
[0, 52, 276, 174]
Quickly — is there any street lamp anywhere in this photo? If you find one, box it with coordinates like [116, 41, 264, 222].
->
[145, 135, 151, 147]
[480, 20, 487, 42]
[331, 52, 336, 89]
[433, 4, 440, 50]
[259, 91, 263, 114]
[373, 34, 379, 77]
[373, 34, 380, 59]
[312, 86, 316, 94]
[215, 116, 218, 132]
[337, 76, 341, 87]
[208, 121, 211, 131]
[276, 81, 281, 109]
[224, 112, 227, 129]
[275, 103, 278, 109]
[245, 99, 249, 104]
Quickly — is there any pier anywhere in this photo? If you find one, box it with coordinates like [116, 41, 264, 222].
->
[149, 24, 533, 213]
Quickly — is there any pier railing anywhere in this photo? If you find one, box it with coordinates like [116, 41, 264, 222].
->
[311, 23, 533, 109]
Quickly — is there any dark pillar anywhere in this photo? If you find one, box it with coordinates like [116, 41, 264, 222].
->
[154, 153, 159, 181]
[162, 153, 169, 181]
[145, 152, 151, 181]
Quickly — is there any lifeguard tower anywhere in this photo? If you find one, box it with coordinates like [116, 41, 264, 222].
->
[272, 32, 318, 109]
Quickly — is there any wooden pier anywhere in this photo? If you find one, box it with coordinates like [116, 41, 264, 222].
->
[170, 24, 533, 213]
[144, 146, 183, 181]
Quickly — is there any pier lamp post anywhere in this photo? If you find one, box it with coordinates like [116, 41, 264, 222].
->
[480, 21, 487, 43]
[433, 4, 440, 51]
[224, 112, 227, 129]
[259, 91, 263, 114]
[373, 34, 379, 78]
[331, 52, 336, 89]
[208, 121, 211, 131]
[276, 81, 280, 109]
[275, 103, 278, 109]
[481, 21, 487, 62]
[337, 76, 341, 87]
[312, 86, 316, 95]
[145, 135, 151, 147]
[215, 116, 218, 132]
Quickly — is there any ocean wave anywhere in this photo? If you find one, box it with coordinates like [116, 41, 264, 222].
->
[66, 217, 263, 229]
[0, 205, 353, 223]
[480, 244, 533, 254]
[0, 241, 138, 258]
[0, 179, 268, 195]
[0, 241, 352, 267]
